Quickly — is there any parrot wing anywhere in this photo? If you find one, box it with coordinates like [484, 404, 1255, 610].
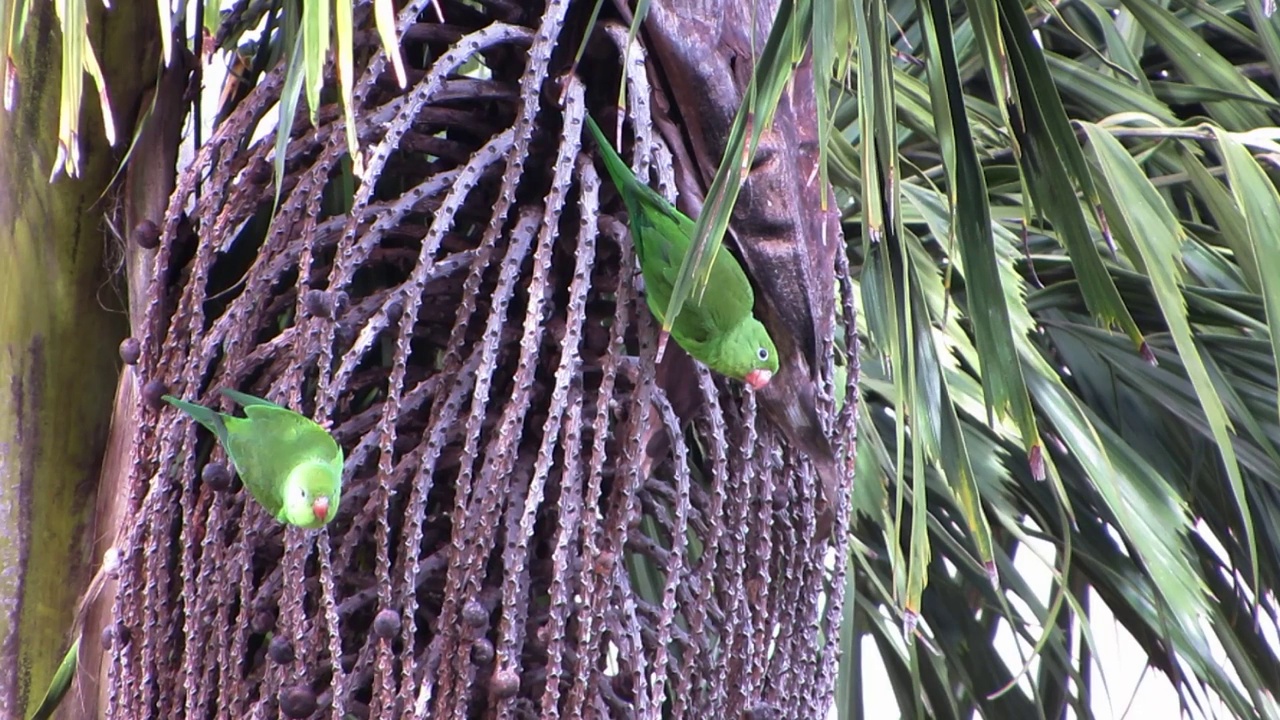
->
[220, 388, 287, 410]
[630, 192, 758, 343]
[163, 395, 231, 446]
[699, 247, 760, 330]
[586, 116, 758, 343]
[222, 405, 342, 517]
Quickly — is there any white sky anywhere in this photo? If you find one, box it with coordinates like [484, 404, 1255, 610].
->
[839, 527, 1278, 720]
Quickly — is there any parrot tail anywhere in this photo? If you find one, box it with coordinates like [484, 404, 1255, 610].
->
[162, 395, 230, 444]
[585, 116, 642, 198]
[219, 388, 284, 410]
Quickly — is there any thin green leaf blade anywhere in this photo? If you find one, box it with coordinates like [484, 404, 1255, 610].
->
[1120, 0, 1273, 130]
[334, 0, 361, 171]
[301, 0, 329, 125]
[998, 8, 1148, 356]
[274, 24, 307, 213]
[663, 0, 811, 330]
[374, 0, 406, 87]
[1212, 128, 1280, 426]
[26, 638, 78, 720]
[155, 0, 171, 65]
[1084, 122, 1256, 591]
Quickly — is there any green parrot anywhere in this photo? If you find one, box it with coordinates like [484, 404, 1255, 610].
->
[163, 389, 343, 529]
[585, 115, 780, 389]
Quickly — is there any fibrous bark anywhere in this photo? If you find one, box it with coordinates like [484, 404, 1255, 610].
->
[0, 1, 158, 717]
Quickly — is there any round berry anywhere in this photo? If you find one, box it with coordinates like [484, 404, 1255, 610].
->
[491, 668, 519, 699]
[142, 380, 167, 409]
[303, 289, 332, 319]
[373, 609, 401, 639]
[268, 635, 295, 664]
[132, 220, 160, 250]
[470, 638, 494, 665]
[247, 157, 271, 185]
[279, 686, 317, 718]
[250, 607, 277, 634]
[385, 297, 404, 323]
[462, 600, 487, 628]
[118, 337, 141, 365]
[202, 462, 233, 491]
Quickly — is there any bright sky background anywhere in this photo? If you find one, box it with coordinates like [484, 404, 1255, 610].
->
[854, 540, 1186, 720]
[837, 527, 1279, 720]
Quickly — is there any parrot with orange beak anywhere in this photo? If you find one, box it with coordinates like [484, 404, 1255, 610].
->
[163, 389, 343, 529]
[586, 115, 779, 389]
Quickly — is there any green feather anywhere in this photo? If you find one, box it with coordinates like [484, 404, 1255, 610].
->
[219, 388, 285, 409]
[163, 390, 344, 529]
[585, 115, 780, 385]
[162, 395, 230, 445]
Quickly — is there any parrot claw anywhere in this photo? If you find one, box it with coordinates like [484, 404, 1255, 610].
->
[656, 330, 670, 363]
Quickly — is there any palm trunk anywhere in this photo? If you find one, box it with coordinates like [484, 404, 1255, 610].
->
[0, 1, 165, 717]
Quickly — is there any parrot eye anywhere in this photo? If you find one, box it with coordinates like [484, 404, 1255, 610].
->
[757, 347, 770, 362]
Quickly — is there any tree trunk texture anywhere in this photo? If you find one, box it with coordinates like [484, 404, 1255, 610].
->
[67, 49, 189, 720]
[0, 0, 167, 717]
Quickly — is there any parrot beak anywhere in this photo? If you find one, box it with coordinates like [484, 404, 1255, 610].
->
[744, 369, 773, 390]
[312, 496, 330, 523]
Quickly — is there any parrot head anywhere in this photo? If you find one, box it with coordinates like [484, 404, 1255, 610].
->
[714, 317, 780, 390]
[281, 460, 342, 529]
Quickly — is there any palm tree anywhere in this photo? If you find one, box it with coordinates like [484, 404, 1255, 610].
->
[830, 0, 1280, 715]
[0, 1, 168, 716]
[5, 0, 1280, 718]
